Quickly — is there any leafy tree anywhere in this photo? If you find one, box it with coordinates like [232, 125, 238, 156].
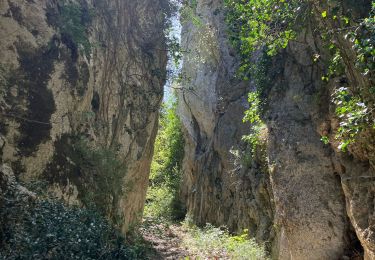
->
[145, 98, 185, 221]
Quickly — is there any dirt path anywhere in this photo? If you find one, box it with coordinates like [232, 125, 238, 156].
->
[140, 219, 191, 259]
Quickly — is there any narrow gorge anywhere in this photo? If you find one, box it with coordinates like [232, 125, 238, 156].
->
[0, 0, 374, 259]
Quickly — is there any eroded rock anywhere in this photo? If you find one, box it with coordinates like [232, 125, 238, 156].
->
[0, 0, 168, 232]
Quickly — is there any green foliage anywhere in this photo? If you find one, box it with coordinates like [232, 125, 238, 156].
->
[181, 222, 268, 259]
[328, 49, 345, 78]
[243, 92, 262, 125]
[167, 35, 183, 68]
[320, 136, 330, 145]
[224, 0, 305, 58]
[333, 87, 372, 151]
[351, 2, 375, 76]
[242, 92, 265, 156]
[248, 51, 272, 93]
[145, 99, 185, 221]
[224, 1, 303, 159]
[318, 2, 375, 151]
[318, 1, 374, 80]
[225, 0, 374, 153]
[0, 198, 147, 259]
[144, 186, 176, 222]
[72, 138, 125, 220]
[58, 2, 93, 57]
[150, 101, 184, 190]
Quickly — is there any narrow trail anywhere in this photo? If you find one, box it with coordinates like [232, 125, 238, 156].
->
[139, 218, 235, 260]
[140, 219, 191, 259]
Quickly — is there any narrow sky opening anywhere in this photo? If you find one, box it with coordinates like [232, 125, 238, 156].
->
[164, 3, 182, 103]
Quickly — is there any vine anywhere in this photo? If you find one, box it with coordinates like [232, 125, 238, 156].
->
[224, 0, 306, 78]
[225, 0, 375, 152]
[349, 2, 375, 79]
[333, 87, 373, 150]
[319, 1, 375, 150]
[242, 92, 266, 158]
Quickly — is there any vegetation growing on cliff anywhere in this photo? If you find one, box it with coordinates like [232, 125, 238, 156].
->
[180, 0, 203, 27]
[72, 138, 125, 221]
[225, 0, 375, 152]
[46, 2, 93, 57]
[224, 0, 306, 77]
[333, 87, 372, 150]
[242, 92, 265, 157]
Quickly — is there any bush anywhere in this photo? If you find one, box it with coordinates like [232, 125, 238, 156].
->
[144, 186, 174, 219]
[181, 222, 269, 259]
[0, 198, 148, 259]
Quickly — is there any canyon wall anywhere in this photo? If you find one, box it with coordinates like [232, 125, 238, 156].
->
[0, 0, 168, 232]
[177, 0, 276, 249]
[179, 0, 374, 259]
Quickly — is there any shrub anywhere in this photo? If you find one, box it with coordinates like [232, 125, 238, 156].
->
[0, 198, 147, 259]
[224, 0, 306, 73]
[351, 1, 375, 77]
[144, 186, 174, 219]
[181, 222, 269, 259]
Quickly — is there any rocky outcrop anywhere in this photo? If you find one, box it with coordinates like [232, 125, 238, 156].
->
[265, 34, 353, 259]
[264, 2, 375, 258]
[177, 0, 275, 250]
[179, 0, 374, 259]
[0, 0, 168, 232]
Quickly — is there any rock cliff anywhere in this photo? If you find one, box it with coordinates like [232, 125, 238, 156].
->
[1, 0, 374, 258]
[0, 0, 168, 232]
[177, 0, 275, 249]
[178, 0, 374, 259]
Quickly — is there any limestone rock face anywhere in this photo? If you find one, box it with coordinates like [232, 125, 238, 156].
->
[265, 36, 352, 259]
[0, 0, 167, 232]
[178, 0, 275, 249]
[179, 0, 374, 259]
[264, 3, 375, 258]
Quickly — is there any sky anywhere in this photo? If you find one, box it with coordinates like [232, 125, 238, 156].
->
[163, 7, 182, 102]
